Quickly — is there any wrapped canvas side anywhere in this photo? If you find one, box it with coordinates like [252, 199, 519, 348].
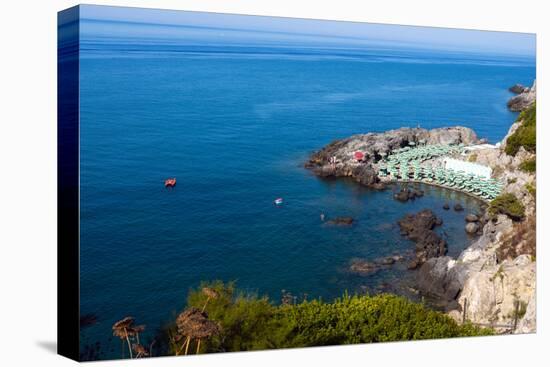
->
[57, 5, 80, 361]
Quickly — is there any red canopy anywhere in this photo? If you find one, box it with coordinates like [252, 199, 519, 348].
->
[354, 151, 365, 160]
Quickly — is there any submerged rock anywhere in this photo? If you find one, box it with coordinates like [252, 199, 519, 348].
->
[325, 217, 354, 226]
[443, 203, 450, 210]
[375, 257, 396, 266]
[453, 203, 464, 212]
[371, 182, 387, 191]
[350, 255, 402, 275]
[350, 260, 380, 275]
[394, 189, 411, 202]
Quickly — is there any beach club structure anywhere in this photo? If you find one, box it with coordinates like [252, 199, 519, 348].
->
[375, 143, 503, 201]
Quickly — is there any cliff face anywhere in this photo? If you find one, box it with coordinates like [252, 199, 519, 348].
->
[420, 99, 536, 333]
[452, 255, 535, 329]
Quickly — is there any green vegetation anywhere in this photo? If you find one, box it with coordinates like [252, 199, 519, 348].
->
[489, 193, 525, 221]
[519, 158, 536, 173]
[468, 153, 477, 163]
[505, 103, 536, 156]
[168, 281, 492, 354]
[525, 183, 536, 197]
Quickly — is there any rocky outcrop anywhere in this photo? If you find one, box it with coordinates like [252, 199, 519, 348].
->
[464, 214, 482, 234]
[449, 255, 535, 331]
[417, 213, 514, 307]
[465, 214, 479, 222]
[393, 187, 424, 202]
[507, 80, 536, 112]
[305, 127, 479, 187]
[509, 84, 528, 94]
[416, 256, 465, 308]
[465, 222, 480, 234]
[398, 209, 446, 269]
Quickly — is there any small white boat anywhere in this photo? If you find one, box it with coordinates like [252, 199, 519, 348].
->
[274, 198, 284, 205]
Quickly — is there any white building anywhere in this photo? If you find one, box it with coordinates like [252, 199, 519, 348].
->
[443, 158, 492, 179]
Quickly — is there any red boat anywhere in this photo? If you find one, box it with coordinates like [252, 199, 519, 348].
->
[164, 178, 176, 187]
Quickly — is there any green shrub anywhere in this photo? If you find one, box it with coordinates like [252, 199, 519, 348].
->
[178, 282, 492, 354]
[489, 193, 525, 221]
[519, 158, 536, 173]
[468, 153, 477, 163]
[505, 103, 536, 156]
[275, 293, 491, 347]
[185, 280, 285, 352]
[525, 183, 536, 197]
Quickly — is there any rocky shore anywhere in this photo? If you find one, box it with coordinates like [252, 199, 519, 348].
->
[307, 82, 536, 333]
[420, 93, 536, 332]
[507, 80, 536, 112]
[305, 126, 479, 188]
[398, 209, 445, 269]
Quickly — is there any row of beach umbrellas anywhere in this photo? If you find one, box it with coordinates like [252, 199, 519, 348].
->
[378, 144, 502, 200]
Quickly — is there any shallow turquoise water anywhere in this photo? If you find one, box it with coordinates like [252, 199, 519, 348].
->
[75, 13, 535, 359]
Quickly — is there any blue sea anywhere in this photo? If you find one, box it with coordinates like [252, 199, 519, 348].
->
[74, 11, 535, 359]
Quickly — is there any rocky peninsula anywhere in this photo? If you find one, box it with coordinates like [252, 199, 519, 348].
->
[305, 126, 479, 188]
[306, 81, 536, 333]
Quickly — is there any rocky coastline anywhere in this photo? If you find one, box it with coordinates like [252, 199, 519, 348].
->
[306, 81, 536, 333]
[507, 80, 536, 112]
[305, 126, 480, 189]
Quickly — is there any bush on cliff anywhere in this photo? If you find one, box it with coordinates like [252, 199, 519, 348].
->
[273, 293, 490, 346]
[185, 280, 283, 352]
[489, 193, 525, 221]
[177, 281, 492, 354]
[525, 183, 536, 197]
[505, 103, 536, 156]
[519, 158, 536, 173]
